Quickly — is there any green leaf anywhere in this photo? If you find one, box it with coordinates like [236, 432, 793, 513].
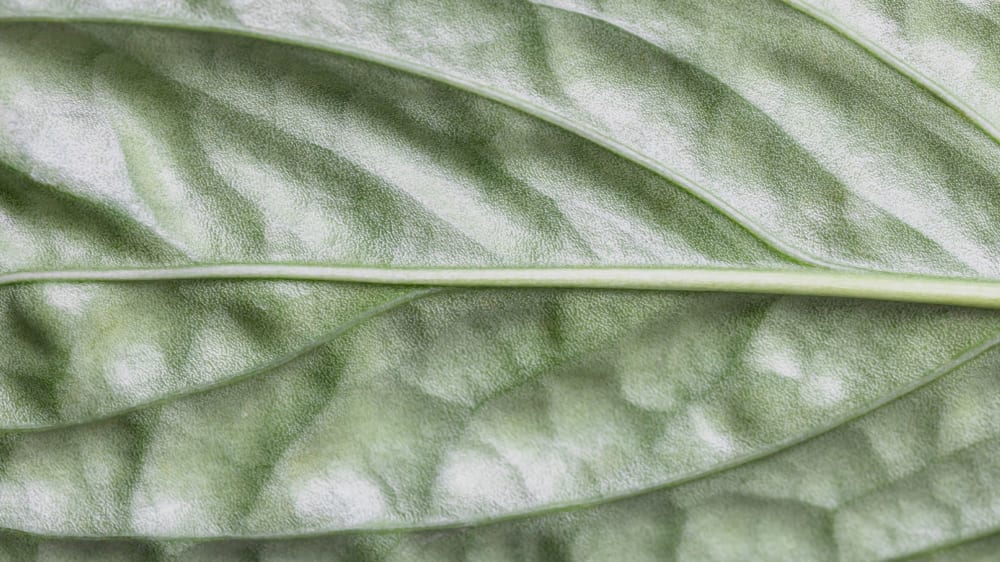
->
[0, 0, 998, 560]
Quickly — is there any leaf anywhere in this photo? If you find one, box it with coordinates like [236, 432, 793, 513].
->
[0, 0, 998, 560]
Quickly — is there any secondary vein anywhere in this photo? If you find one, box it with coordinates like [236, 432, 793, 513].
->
[0, 287, 443, 432]
[777, 0, 1000, 149]
[0, 12, 842, 269]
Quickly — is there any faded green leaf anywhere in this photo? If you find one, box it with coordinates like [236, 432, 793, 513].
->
[0, 0, 998, 560]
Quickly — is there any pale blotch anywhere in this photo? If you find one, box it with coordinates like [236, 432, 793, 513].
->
[770, 346, 803, 379]
[265, 281, 315, 300]
[132, 496, 217, 535]
[747, 335, 802, 380]
[227, 0, 375, 41]
[0, 387, 21, 422]
[739, 57, 999, 275]
[0, 211, 39, 266]
[293, 467, 389, 527]
[4, 88, 159, 240]
[955, 0, 993, 12]
[915, 39, 980, 83]
[186, 313, 255, 386]
[825, 0, 901, 47]
[97, 0, 187, 13]
[912, 38, 996, 128]
[199, 140, 341, 261]
[42, 284, 94, 315]
[690, 406, 736, 455]
[621, 375, 678, 412]
[433, 448, 528, 515]
[481, 441, 577, 504]
[106, 343, 168, 402]
[556, 194, 707, 265]
[801, 375, 846, 408]
[0, 480, 71, 533]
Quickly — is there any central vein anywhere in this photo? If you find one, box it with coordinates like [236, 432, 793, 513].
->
[4, 265, 1000, 309]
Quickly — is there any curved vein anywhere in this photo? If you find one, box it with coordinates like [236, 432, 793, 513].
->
[2, 321, 997, 540]
[526, 0, 983, 273]
[0, 12, 845, 268]
[0, 161, 189, 260]
[5, 264, 1000, 308]
[0, 287, 443, 432]
[777, 0, 1000, 148]
[888, 528, 1000, 561]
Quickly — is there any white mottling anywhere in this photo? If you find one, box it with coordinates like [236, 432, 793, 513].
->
[482, 442, 577, 504]
[391, 2, 505, 50]
[558, 195, 708, 265]
[0, 387, 19, 421]
[740, 70, 997, 275]
[433, 448, 527, 514]
[690, 406, 736, 455]
[3, 84, 177, 256]
[97, 0, 186, 10]
[747, 331, 802, 379]
[106, 343, 168, 401]
[0, 480, 71, 532]
[911, 37, 997, 130]
[79, 456, 116, 495]
[132, 496, 216, 535]
[621, 371, 678, 412]
[199, 138, 342, 261]
[186, 314, 255, 384]
[228, 0, 375, 39]
[562, 74, 702, 193]
[915, 39, 980, 82]
[293, 466, 389, 526]
[802, 375, 846, 408]
[770, 346, 803, 379]
[823, 0, 900, 47]
[334, 118, 525, 259]
[42, 285, 95, 315]
[0, 211, 17, 230]
[266, 281, 315, 300]
[956, 0, 994, 11]
[0, 212, 39, 266]
[6, 90, 129, 203]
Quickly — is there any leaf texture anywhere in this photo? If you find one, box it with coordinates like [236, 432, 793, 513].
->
[0, 0, 999, 560]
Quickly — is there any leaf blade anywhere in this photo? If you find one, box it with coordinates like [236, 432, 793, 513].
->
[1, 1, 999, 559]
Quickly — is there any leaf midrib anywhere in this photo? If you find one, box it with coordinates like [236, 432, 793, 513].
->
[3, 7, 999, 549]
[6, 264, 1000, 309]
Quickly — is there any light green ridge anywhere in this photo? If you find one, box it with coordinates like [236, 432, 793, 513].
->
[0, 12, 837, 270]
[0, 2, 999, 559]
[2, 320, 999, 541]
[6, 265, 1000, 308]
[778, 0, 1000, 148]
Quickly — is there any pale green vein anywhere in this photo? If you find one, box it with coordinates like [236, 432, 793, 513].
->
[844, 434, 1000, 560]
[0, 287, 442, 432]
[5, 264, 1000, 308]
[0, 13, 846, 269]
[3, 319, 998, 541]
[888, 528, 1000, 561]
[777, 0, 1000, 148]
[527, 0, 995, 274]
[427, 322, 1000, 548]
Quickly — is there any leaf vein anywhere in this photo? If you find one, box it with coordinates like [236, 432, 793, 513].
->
[0, 12, 842, 268]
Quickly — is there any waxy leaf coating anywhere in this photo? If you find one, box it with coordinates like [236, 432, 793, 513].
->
[0, 0, 999, 560]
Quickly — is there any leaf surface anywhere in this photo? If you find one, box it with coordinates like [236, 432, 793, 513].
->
[0, 0, 999, 560]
